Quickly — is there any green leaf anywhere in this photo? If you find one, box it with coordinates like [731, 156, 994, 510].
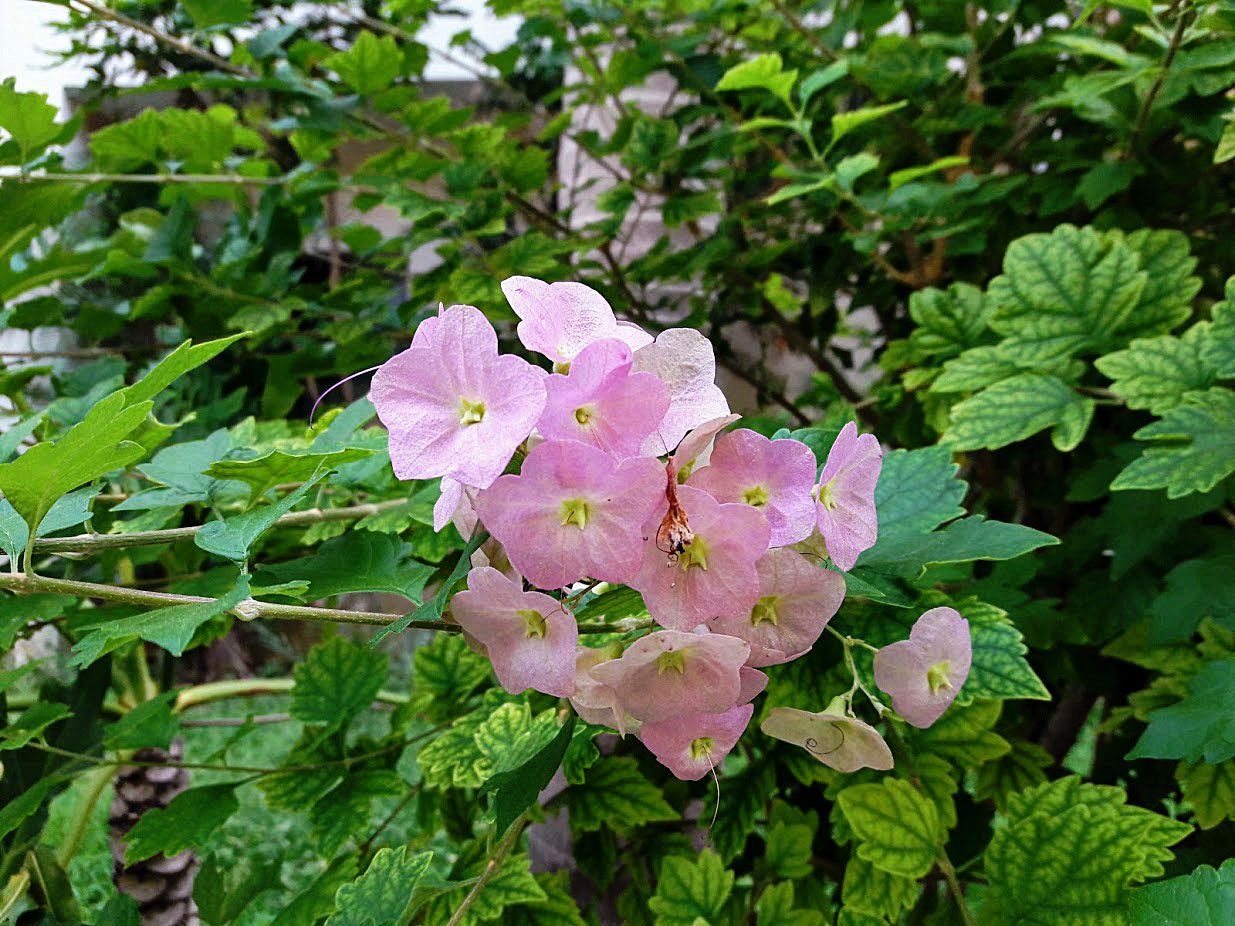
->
[988, 224, 1147, 363]
[270, 856, 359, 926]
[1147, 555, 1235, 643]
[1217, 122, 1235, 164]
[914, 699, 1011, 766]
[942, 373, 1094, 452]
[503, 871, 589, 926]
[409, 632, 490, 723]
[310, 769, 402, 857]
[565, 755, 677, 832]
[799, 60, 849, 104]
[71, 575, 251, 667]
[1097, 324, 1220, 414]
[872, 446, 965, 540]
[765, 820, 814, 880]
[831, 101, 908, 145]
[962, 603, 1051, 702]
[371, 528, 487, 643]
[196, 471, 330, 563]
[858, 515, 1058, 574]
[0, 779, 52, 840]
[1177, 758, 1235, 829]
[0, 84, 61, 162]
[931, 346, 1022, 393]
[904, 283, 991, 362]
[974, 740, 1053, 811]
[208, 448, 375, 503]
[182, 0, 254, 28]
[103, 691, 179, 750]
[257, 532, 433, 603]
[326, 846, 434, 926]
[574, 585, 649, 622]
[124, 783, 240, 863]
[0, 702, 73, 750]
[194, 853, 279, 926]
[324, 31, 402, 95]
[701, 761, 777, 862]
[482, 713, 576, 838]
[1111, 388, 1235, 498]
[426, 852, 544, 926]
[1121, 229, 1201, 339]
[836, 778, 943, 878]
[841, 855, 918, 919]
[889, 155, 969, 191]
[1128, 659, 1235, 763]
[1076, 161, 1138, 209]
[1128, 859, 1235, 925]
[292, 636, 388, 733]
[756, 881, 827, 926]
[648, 850, 734, 926]
[715, 53, 797, 106]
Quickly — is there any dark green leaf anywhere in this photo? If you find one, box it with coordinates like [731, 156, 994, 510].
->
[1129, 660, 1235, 763]
[195, 471, 329, 563]
[124, 783, 240, 863]
[292, 636, 388, 732]
[256, 532, 433, 603]
[1128, 859, 1235, 925]
[103, 691, 179, 750]
[482, 713, 576, 838]
[371, 528, 487, 643]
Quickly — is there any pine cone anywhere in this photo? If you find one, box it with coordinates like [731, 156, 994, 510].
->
[109, 742, 201, 926]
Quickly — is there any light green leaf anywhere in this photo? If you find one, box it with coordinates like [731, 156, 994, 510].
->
[911, 753, 959, 829]
[0, 702, 73, 750]
[482, 713, 576, 838]
[841, 855, 918, 919]
[1177, 758, 1235, 830]
[905, 282, 991, 361]
[715, 53, 797, 106]
[914, 699, 1011, 766]
[1121, 229, 1201, 339]
[1202, 278, 1235, 377]
[648, 850, 734, 926]
[257, 764, 343, 813]
[292, 636, 388, 733]
[182, 0, 253, 28]
[208, 448, 374, 503]
[565, 756, 677, 832]
[756, 881, 827, 926]
[837, 778, 942, 878]
[324, 31, 402, 95]
[1217, 122, 1235, 165]
[256, 532, 433, 603]
[1097, 323, 1219, 414]
[417, 706, 490, 790]
[831, 101, 908, 146]
[196, 471, 330, 563]
[1128, 859, 1235, 925]
[765, 821, 814, 880]
[124, 783, 240, 863]
[931, 346, 1022, 393]
[1111, 388, 1235, 498]
[71, 575, 251, 667]
[409, 632, 490, 723]
[0, 84, 62, 162]
[889, 155, 968, 190]
[799, 60, 848, 103]
[942, 373, 1094, 452]
[326, 847, 434, 926]
[1128, 659, 1235, 763]
[962, 603, 1051, 702]
[503, 871, 589, 926]
[834, 152, 880, 192]
[974, 740, 1053, 811]
[426, 852, 544, 926]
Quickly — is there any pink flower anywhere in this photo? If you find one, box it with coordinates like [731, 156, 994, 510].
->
[569, 644, 638, 734]
[639, 705, 754, 780]
[761, 701, 893, 773]
[434, 476, 480, 534]
[688, 429, 817, 546]
[631, 329, 731, 456]
[815, 422, 882, 570]
[709, 548, 845, 667]
[671, 414, 742, 479]
[873, 607, 972, 728]
[738, 666, 768, 703]
[476, 440, 664, 589]
[629, 484, 769, 631]
[370, 304, 546, 488]
[450, 566, 577, 697]
[589, 630, 750, 724]
[537, 339, 670, 459]
[501, 276, 652, 364]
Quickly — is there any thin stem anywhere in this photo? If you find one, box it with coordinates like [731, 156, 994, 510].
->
[67, 0, 246, 75]
[358, 788, 420, 857]
[173, 678, 408, 712]
[1133, 2, 1190, 143]
[937, 847, 978, 926]
[443, 814, 530, 926]
[180, 713, 291, 728]
[0, 170, 286, 186]
[55, 765, 114, 868]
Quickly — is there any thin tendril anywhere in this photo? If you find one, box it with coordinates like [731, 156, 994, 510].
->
[706, 746, 721, 830]
[309, 364, 382, 427]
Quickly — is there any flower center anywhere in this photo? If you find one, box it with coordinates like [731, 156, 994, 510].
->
[926, 660, 953, 694]
[517, 609, 547, 639]
[559, 498, 590, 529]
[552, 360, 572, 374]
[817, 478, 838, 510]
[574, 405, 595, 426]
[689, 736, 714, 760]
[656, 650, 686, 675]
[751, 595, 780, 627]
[743, 485, 770, 507]
[458, 398, 486, 426]
[677, 534, 709, 571]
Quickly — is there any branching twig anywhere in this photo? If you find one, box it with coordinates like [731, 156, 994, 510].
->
[443, 813, 530, 926]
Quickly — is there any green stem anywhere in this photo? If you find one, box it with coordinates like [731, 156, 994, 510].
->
[937, 847, 977, 926]
[55, 766, 114, 868]
[0, 171, 286, 186]
[443, 814, 530, 926]
[173, 678, 408, 712]
[1132, 2, 1191, 144]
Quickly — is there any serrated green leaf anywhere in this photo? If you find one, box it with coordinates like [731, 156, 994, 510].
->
[257, 764, 343, 813]
[71, 575, 251, 667]
[194, 852, 279, 926]
[963, 607, 1051, 702]
[482, 713, 576, 838]
[427, 852, 545, 926]
[256, 532, 433, 603]
[648, 850, 734, 926]
[1147, 555, 1235, 643]
[115, 428, 235, 512]
[0, 702, 72, 750]
[324, 30, 402, 95]
[292, 636, 388, 732]
[1096, 323, 1219, 414]
[410, 632, 491, 723]
[841, 855, 917, 919]
[1178, 758, 1235, 829]
[914, 699, 1011, 765]
[417, 706, 490, 790]
[1121, 229, 1201, 338]
[1203, 279, 1235, 377]
[715, 53, 797, 106]
[0, 84, 61, 162]
[371, 528, 487, 643]
[837, 778, 942, 878]
[103, 691, 179, 750]
[270, 856, 359, 926]
[872, 446, 966, 540]
[859, 515, 1058, 574]
[910, 753, 958, 829]
[904, 282, 991, 361]
[765, 821, 814, 880]
[1128, 659, 1235, 763]
[1111, 388, 1235, 498]
[974, 740, 1052, 811]
[931, 345, 1023, 393]
[943, 373, 1094, 452]
[1128, 859, 1235, 925]
[310, 769, 403, 857]
[565, 756, 677, 832]
[124, 783, 240, 863]
[831, 101, 908, 145]
[208, 448, 375, 503]
[326, 846, 434, 926]
[575, 585, 649, 622]
[756, 881, 827, 926]
[195, 470, 330, 563]
[182, 0, 253, 28]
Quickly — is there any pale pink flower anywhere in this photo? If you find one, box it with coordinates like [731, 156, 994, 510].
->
[537, 339, 670, 459]
[688, 429, 817, 546]
[761, 701, 893, 772]
[873, 607, 972, 728]
[434, 476, 480, 534]
[450, 566, 576, 697]
[738, 666, 768, 704]
[370, 304, 546, 488]
[589, 630, 750, 724]
[629, 484, 769, 631]
[671, 414, 741, 479]
[500, 276, 652, 364]
[631, 329, 731, 456]
[476, 440, 664, 589]
[410, 303, 447, 348]
[815, 422, 882, 570]
[639, 705, 754, 781]
[710, 548, 845, 667]
[569, 644, 639, 734]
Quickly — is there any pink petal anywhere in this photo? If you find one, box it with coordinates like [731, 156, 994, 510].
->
[873, 607, 972, 728]
[815, 422, 882, 570]
[632, 329, 731, 456]
[638, 705, 754, 780]
[672, 414, 741, 476]
[501, 276, 652, 363]
[737, 666, 768, 704]
[760, 707, 894, 772]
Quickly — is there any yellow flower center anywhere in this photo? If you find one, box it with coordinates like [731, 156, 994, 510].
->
[926, 660, 953, 694]
[559, 498, 590, 529]
[518, 609, 547, 639]
[458, 398, 486, 426]
[743, 485, 770, 507]
[817, 478, 838, 510]
[751, 595, 780, 627]
[656, 650, 686, 675]
[677, 534, 709, 571]
[689, 736, 714, 760]
[574, 405, 595, 426]
[552, 360, 572, 374]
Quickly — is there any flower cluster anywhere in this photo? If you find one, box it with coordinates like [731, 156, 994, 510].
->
[371, 277, 970, 779]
